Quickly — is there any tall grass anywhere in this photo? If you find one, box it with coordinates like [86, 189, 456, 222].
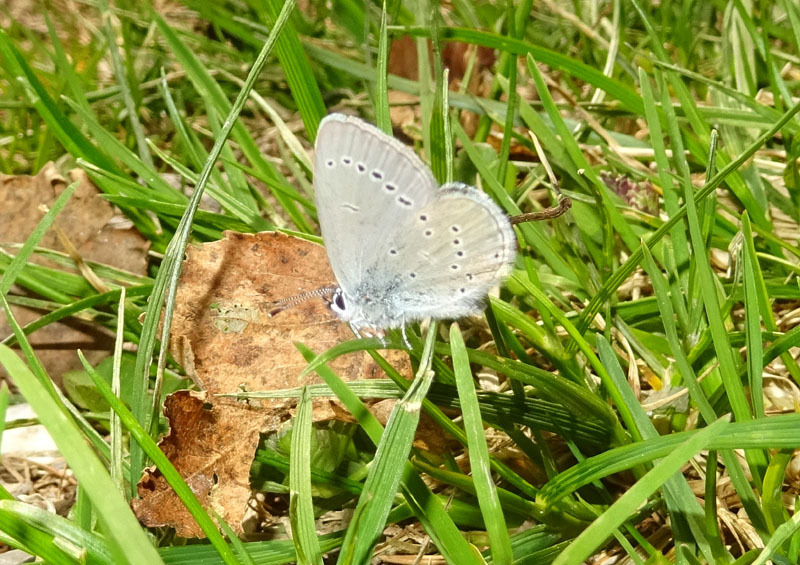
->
[1, 1, 799, 563]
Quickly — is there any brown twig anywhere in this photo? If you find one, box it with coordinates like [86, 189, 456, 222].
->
[509, 196, 572, 225]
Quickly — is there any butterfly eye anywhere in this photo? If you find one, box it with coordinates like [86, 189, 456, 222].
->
[333, 292, 346, 311]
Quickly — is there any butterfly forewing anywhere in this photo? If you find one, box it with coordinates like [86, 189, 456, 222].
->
[314, 114, 439, 293]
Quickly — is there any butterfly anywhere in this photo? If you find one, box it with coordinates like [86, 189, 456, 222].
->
[312, 113, 516, 341]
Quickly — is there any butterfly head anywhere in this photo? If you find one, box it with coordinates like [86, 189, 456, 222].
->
[329, 287, 350, 320]
[329, 286, 399, 336]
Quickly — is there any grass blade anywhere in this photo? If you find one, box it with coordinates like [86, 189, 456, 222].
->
[290, 387, 323, 565]
[450, 323, 513, 563]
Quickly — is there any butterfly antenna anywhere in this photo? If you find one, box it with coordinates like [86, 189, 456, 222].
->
[268, 285, 338, 317]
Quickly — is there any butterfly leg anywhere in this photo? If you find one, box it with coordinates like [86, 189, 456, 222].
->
[349, 323, 363, 339]
[400, 319, 412, 349]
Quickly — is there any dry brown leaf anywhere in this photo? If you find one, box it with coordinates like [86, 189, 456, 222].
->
[0, 163, 149, 384]
[387, 35, 495, 137]
[134, 231, 412, 537]
[166, 231, 397, 397]
[131, 390, 259, 538]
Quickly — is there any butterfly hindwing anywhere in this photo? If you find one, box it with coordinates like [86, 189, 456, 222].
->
[379, 182, 516, 323]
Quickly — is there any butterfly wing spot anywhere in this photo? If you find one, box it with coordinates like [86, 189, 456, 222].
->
[453, 239, 461, 245]
[450, 264, 459, 270]
[419, 214, 428, 221]
[409, 272, 417, 278]
[371, 170, 384, 181]
[342, 156, 352, 165]
[384, 182, 397, 192]
[424, 229, 433, 237]
[356, 163, 367, 173]
[326, 159, 335, 168]
[466, 273, 473, 280]
[397, 196, 413, 207]
[460, 288, 466, 293]
[451, 225, 460, 232]
[456, 251, 464, 257]
[389, 248, 398, 255]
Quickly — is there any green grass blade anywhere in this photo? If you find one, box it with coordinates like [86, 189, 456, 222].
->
[0, 181, 77, 296]
[255, 0, 327, 138]
[78, 351, 238, 564]
[290, 387, 323, 565]
[130, 0, 299, 490]
[752, 508, 800, 565]
[552, 417, 729, 565]
[0, 29, 118, 172]
[573, 100, 800, 344]
[294, 343, 480, 564]
[337, 323, 440, 564]
[0, 343, 162, 565]
[639, 243, 716, 420]
[450, 323, 513, 562]
[402, 25, 645, 114]
[596, 335, 720, 562]
[110, 288, 126, 495]
[374, 4, 391, 133]
[742, 213, 765, 419]
[526, 53, 638, 254]
[153, 12, 311, 232]
[638, 68, 689, 325]
[0, 499, 114, 564]
[97, 0, 154, 169]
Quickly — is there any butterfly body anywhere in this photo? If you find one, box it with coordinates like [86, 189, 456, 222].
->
[314, 113, 515, 336]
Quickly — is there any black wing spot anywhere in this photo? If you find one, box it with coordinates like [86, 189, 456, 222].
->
[460, 288, 466, 293]
[419, 214, 428, 221]
[398, 196, 413, 207]
[384, 183, 397, 192]
[453, 239, 461, 245]
[371, 170, 384, 181]
[424, 230, 433, 237]
[466, 273, 474, 280]
[409, 272, 417, 278]
[451, 225, 460, 232]
[450, 264, 459, 270]
[389, 249, 398, 255]
[456, 251, 464, 257]
[356, 162, 367, 173]
[326, 159, 335, 168]
[342, 156, 352, 165]
[494, 252, 500, 259]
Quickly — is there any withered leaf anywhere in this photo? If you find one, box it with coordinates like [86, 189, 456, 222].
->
[134, 231, 410, 537]
[132, 391, 258, 538]
[0, 163, 148, 384]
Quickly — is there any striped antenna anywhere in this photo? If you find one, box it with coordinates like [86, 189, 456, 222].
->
[268, 285, 338, 317]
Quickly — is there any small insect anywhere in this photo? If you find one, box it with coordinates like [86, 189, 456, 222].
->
[311, 113, 516, 341]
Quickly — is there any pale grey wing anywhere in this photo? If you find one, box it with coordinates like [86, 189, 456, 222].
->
[314, 113, 439, 293]
[382, 183, 516, 323]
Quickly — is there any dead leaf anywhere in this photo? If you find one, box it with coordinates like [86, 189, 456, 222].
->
[131, 390, 259, 538]
[167, 231, 396, 397]
[387, 35, 495, 136]
[0, 163, 149, 384]
[134, 231, 411, 537]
